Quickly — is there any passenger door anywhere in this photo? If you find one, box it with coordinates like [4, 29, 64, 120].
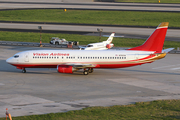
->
[24, 52, 29, 62]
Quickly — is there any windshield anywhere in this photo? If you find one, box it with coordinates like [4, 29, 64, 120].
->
[87, 45, 93, 47]
[13, 55, 19, 58]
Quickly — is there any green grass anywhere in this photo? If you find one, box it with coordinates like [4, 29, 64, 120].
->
[0, 31, 179, 49]
[116, 0, 180, 3]
[0, 10, 180, 27]
[0, 100, 180, 120]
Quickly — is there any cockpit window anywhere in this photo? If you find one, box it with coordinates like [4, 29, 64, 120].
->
[14, 55, 19, 58]
[87, 45, 93, 47]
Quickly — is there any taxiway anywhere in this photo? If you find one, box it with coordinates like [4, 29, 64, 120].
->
[0, 45, 180, 117]
[0, 0, 180, 12]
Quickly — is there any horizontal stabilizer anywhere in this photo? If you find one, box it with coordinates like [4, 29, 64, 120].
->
[162, 48, 174, 53]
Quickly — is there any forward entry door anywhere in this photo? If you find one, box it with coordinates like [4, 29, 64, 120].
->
[24, 52, 29, 62]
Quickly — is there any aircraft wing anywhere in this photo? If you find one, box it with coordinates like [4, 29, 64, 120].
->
[162, 48, 174, 53]
[64, 63, 97, 68]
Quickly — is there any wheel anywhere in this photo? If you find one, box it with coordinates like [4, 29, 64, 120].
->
[55, 42, 59, 45]
[83, 70, 89, 75]
[88, 68, 93, 73]
[22, 69, 26, 73]
[74, 41, 77, 45]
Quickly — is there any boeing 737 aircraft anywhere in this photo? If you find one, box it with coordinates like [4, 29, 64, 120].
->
[79, 33, 115, 50]
[6, 22, 172, 75]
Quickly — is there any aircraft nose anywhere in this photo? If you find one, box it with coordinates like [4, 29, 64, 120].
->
[6, 57, 13, 64]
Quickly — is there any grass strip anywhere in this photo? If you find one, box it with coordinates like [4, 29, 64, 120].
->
[0, 10, 180, 27]
[0, 100, 180, 120]
[0, 31, 179, 49]
[116, 0, 180, 3]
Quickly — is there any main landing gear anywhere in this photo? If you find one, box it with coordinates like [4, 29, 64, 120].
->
[22, 68, 26, 73]
[83, 68, 93, 75]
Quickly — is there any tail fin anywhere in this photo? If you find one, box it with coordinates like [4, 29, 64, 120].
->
[106, 32, 115, 44]
[128, 22, 169, 53]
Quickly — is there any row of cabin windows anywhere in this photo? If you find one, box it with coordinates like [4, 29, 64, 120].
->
[33, 56, 59, 59]
[76, 56, 126, 59]
[33, 56, 126, 59]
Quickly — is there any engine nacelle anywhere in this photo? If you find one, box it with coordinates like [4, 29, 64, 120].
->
[57, 65, 76, 74]
[106, 44, 114, 49]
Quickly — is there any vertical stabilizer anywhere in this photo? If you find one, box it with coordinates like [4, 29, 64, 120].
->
[128, 22, 169, 53]
[106, 32, 115, 44]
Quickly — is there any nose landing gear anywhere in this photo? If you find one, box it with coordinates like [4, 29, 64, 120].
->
[22, 68, 26, 73]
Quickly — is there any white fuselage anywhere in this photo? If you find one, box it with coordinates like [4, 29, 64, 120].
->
[6, 49, 158, 69]
[84, 42, 108, 50]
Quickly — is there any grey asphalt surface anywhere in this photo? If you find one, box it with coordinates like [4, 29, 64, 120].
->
[0, 0, 180, 12]
[0, 45, 180, 117]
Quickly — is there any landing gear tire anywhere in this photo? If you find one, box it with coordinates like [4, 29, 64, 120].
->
[88, 68, 93, 73]
[55, 42, 59, 45]
[22, 69, 26, 73]
[83, 70, 89, 75]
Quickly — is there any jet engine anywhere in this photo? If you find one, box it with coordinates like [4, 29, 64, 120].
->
[57, 65, 77, 74]
[106, 44, 114, 49]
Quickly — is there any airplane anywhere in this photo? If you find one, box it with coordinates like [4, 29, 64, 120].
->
[79, 32, 115, 50]
[6, 22, 173, 75]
